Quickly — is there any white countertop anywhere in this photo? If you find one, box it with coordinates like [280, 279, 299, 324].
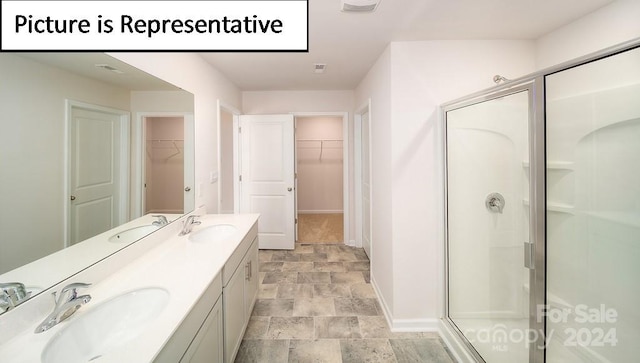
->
[0, 213, 259, 362]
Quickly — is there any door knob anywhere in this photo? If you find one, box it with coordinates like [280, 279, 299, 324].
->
[184, 187, 191, 192]
[287, 187, 293, 192]
[70, 195, 76, 201]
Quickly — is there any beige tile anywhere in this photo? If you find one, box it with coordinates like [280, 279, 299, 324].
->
[389, 339, 455, 363]
[244, 316, 270, 339]
[299, 253, 328, 262]
[235, 339, 289, 362]
[292, 244, 315, 254]
[283, 261, 315, 272]
[288, 339, 343, 363]
[330, 272, 366, 284]
[258, 250, 274, 262]
[313, 284, 352, 298]
[258, 284, 278, 299]
[343, 261, 370, 272]
[340, 339, 397, 363]
[313, 262, 347, 272]
[298, 272, 331, 284]
[272, 251, 302, 262]
[266, 317, 315, 339]
[350, 284, 377, 299]
[277, 284, 314, 299]
[315, 316, 361, 339]
[293, 297, 336, 316]
[327, 251, 358, 262]
[263, 271, 299, 284]
[260, 261, 285, 272]
[334, 298, 380, 316]
[253, 299, 294, 316]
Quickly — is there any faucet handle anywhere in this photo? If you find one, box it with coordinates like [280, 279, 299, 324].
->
[57, 283, 91, 303]
[152, 215, 169, 225]
[185, 215, 201, 224]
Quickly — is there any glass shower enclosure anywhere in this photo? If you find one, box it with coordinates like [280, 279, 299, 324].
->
[442, 42, 639, 362]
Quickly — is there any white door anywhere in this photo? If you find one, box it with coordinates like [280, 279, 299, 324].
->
[183, 114, 195, 212]
[69, 105, 127, 245]
[239, 115, 295, 250]
[361, 111, 372, 258]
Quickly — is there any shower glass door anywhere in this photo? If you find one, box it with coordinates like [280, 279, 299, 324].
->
[545, 46, 640, 362]
[446, 88, 532, 362]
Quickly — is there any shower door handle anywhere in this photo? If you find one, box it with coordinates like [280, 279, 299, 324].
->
[524, 241, 535, 269]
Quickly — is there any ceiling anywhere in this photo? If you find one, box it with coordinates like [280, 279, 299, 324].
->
[18, 53, 181, 91]
[201, 0, 614, 91]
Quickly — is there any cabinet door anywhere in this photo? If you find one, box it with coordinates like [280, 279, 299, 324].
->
[244, 240, 259, 319]
[223, 264, 246, 363]
[180, 298, 223, 363]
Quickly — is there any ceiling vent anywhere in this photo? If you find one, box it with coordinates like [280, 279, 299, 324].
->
[314, 63, 327, 74]
[341, 0, 380, 12]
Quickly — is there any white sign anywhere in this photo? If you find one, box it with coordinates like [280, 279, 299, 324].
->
[1, 0, 308, 51]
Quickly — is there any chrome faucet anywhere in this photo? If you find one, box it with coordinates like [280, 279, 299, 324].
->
[0, 282, 30, 313]
[152, 215, 169, 226]
[35, 282, 91, 333]
[179, 215, 201, 236]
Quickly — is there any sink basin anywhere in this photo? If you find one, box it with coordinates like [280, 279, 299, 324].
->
[189, 224, 238, 243]
[42, 287, 169, 363]
[108, 225, 159, 243]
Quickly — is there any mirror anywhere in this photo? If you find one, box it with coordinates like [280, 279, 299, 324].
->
[0, 53, 195, 311]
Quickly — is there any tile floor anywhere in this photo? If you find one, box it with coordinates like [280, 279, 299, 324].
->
[235, 243, 456, 362]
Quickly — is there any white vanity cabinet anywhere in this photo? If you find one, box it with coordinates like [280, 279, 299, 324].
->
[180, 297, 224, 362]
[222, 233, 259, 363]
[155, 274, 224, 363]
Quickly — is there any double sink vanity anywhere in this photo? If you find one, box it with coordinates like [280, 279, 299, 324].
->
[0, 212, 260, 362]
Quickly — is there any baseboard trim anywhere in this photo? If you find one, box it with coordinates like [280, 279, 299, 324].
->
[370, 277, 439, 333]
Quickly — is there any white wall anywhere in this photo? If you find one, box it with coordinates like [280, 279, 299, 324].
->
[110, 53, 242, 213]
[296, 116, 344, 213]
[355, 45, 395, 318]
[535, 0, 640, 69]
[220, 110, 235, 213]
[356, 40, 536, 329]
[0, 53, 131, 274]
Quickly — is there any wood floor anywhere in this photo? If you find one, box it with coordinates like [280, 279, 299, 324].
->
[297, 213, 344, 243]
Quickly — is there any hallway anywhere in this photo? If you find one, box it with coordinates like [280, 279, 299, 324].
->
[235, 243, 455, 362]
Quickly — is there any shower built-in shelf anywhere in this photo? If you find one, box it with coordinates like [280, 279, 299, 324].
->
[523, 199, 574, 214]
[522, 161, 574, 170]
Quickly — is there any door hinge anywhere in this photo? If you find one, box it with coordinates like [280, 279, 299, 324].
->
[524, 241, 535, 270]
[295, 218, 298, 224]
[238, 126, 242, 133]
[239, 175, 242, 182]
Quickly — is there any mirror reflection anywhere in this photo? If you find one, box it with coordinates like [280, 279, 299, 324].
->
[0, 53, 194, 311]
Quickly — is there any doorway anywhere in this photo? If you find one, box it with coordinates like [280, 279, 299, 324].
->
[144, 116, 185, 214]
[295, 116, 345, 243]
